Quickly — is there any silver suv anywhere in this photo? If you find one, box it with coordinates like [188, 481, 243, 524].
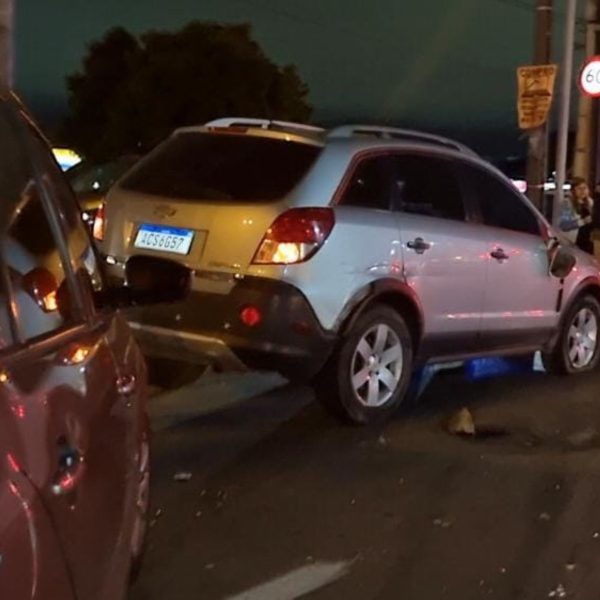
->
[99, 118, 600, 424]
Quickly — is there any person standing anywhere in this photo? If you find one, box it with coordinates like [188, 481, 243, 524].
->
[559, 177, 595, 254]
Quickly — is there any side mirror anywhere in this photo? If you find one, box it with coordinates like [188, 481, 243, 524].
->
[22, 267, 73, 320]
[22, 267, 59, 312]
[124, 255, 192, 305]
[548, 244, 576, 279]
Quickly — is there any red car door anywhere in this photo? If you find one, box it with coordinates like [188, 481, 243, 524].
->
[0, 372, 75, 600]
[0, 100, 142, 600]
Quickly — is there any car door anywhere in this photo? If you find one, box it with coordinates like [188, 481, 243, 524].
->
[0, 100, 141, 600]
[333, 154, 408, 318]
[460, 162, 560, 348]
[0, 294, 75, 600]
[388, 152, 489, 358]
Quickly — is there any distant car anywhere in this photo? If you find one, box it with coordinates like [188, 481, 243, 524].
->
[66, 155, 139, 232]
[100, 117, 600, 425]
[0, 91, 190, 599]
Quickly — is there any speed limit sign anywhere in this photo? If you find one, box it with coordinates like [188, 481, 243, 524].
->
[580, 56, 600, 97]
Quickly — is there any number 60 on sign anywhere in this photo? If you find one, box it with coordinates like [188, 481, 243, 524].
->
[580, 56, 600, 97]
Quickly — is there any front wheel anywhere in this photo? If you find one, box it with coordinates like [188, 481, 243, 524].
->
[315, 305, 413, 425]
[544, 295, 600, 375]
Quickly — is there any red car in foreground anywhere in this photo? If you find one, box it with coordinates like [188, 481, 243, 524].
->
[0, 91, 190, 599]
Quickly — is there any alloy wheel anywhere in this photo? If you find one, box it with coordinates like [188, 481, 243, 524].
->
[350, 324, 404, 408]
[567, 307, 598, 369]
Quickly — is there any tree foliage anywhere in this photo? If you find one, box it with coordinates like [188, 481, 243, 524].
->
[63, 23, 312, 160]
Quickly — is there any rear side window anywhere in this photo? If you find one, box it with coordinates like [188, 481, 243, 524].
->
[121, 132, 321, 201]
[463, 164, 541, 235]
[339, 156, 394, 210]
[389, 154, 465, 221]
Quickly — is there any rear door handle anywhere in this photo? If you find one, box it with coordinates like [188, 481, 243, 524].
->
[490, 248, 509, 261]
[406, 237, 431, 254]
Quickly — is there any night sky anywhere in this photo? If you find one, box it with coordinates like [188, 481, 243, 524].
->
[16, 0, 581, 153]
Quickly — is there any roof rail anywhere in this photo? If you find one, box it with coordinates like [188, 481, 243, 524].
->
[327, 125, 476, 156]
[204, 118, 325, 137]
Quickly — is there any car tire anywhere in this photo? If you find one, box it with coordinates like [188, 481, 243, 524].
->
[543, 294, 600, 375]
[315, 305, 413, 425]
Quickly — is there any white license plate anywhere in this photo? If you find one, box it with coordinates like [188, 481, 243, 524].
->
[134, 224, 194, 255]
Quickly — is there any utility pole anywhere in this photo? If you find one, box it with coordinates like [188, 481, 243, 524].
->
[526, 0, 554, 210]
[0, 0, 14, 88]
[553, 0, 578, 227]
[573, 0, 600, 184]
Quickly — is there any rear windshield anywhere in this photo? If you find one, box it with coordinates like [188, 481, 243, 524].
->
[120, 132, 322, 201]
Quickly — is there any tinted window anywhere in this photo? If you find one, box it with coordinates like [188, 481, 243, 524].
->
[390, 154, 465, 221]
[340, 156, 393, 210]
[121, 132, 321, 201]
[466, 165, 540, 235]
[0, 105, 78, 341]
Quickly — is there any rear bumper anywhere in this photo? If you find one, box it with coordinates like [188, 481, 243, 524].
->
[125, 276, 336, 380]
[128, 322, 249, 371]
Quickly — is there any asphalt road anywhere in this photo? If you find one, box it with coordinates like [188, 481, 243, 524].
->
[130, 364, 600, 600]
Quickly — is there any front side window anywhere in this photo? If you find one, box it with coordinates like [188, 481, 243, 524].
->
[0, 105, 78, 341]
[389, 154, 466, 221]
[464, 164, 541, 235]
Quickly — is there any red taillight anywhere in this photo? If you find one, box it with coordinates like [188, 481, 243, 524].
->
[240, 305, 262, 327]
[252, 208, 335, 265]
[92, 202, 106, 241]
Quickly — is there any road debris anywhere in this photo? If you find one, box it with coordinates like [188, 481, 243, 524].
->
[378, 435, 388, 446]
[565, 563, 576, 572]
[566, 428, 597, 449]
[539, 512, 551, 521]
[205, 563, 216, 570]
[433, 517, 453, 529]
[446, 407, 475, 436]
[149, 508, 164, 529]
[548, 583, 567, 598]
[174, 471, 192, 482]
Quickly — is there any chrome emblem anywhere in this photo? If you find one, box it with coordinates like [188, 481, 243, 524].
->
[153, 204, 177, 219]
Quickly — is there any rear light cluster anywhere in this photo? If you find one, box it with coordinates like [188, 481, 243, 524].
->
[93, 202, 106, 241]
[252, 208, 335, 265]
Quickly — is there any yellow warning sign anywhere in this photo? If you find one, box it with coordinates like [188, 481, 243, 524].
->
[517, 64, 558, 130]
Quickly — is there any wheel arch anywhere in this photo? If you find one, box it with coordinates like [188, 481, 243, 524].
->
[563, 277, 600, 316]
[547, 277, 600, 352]
[335, 279, 424, 352]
